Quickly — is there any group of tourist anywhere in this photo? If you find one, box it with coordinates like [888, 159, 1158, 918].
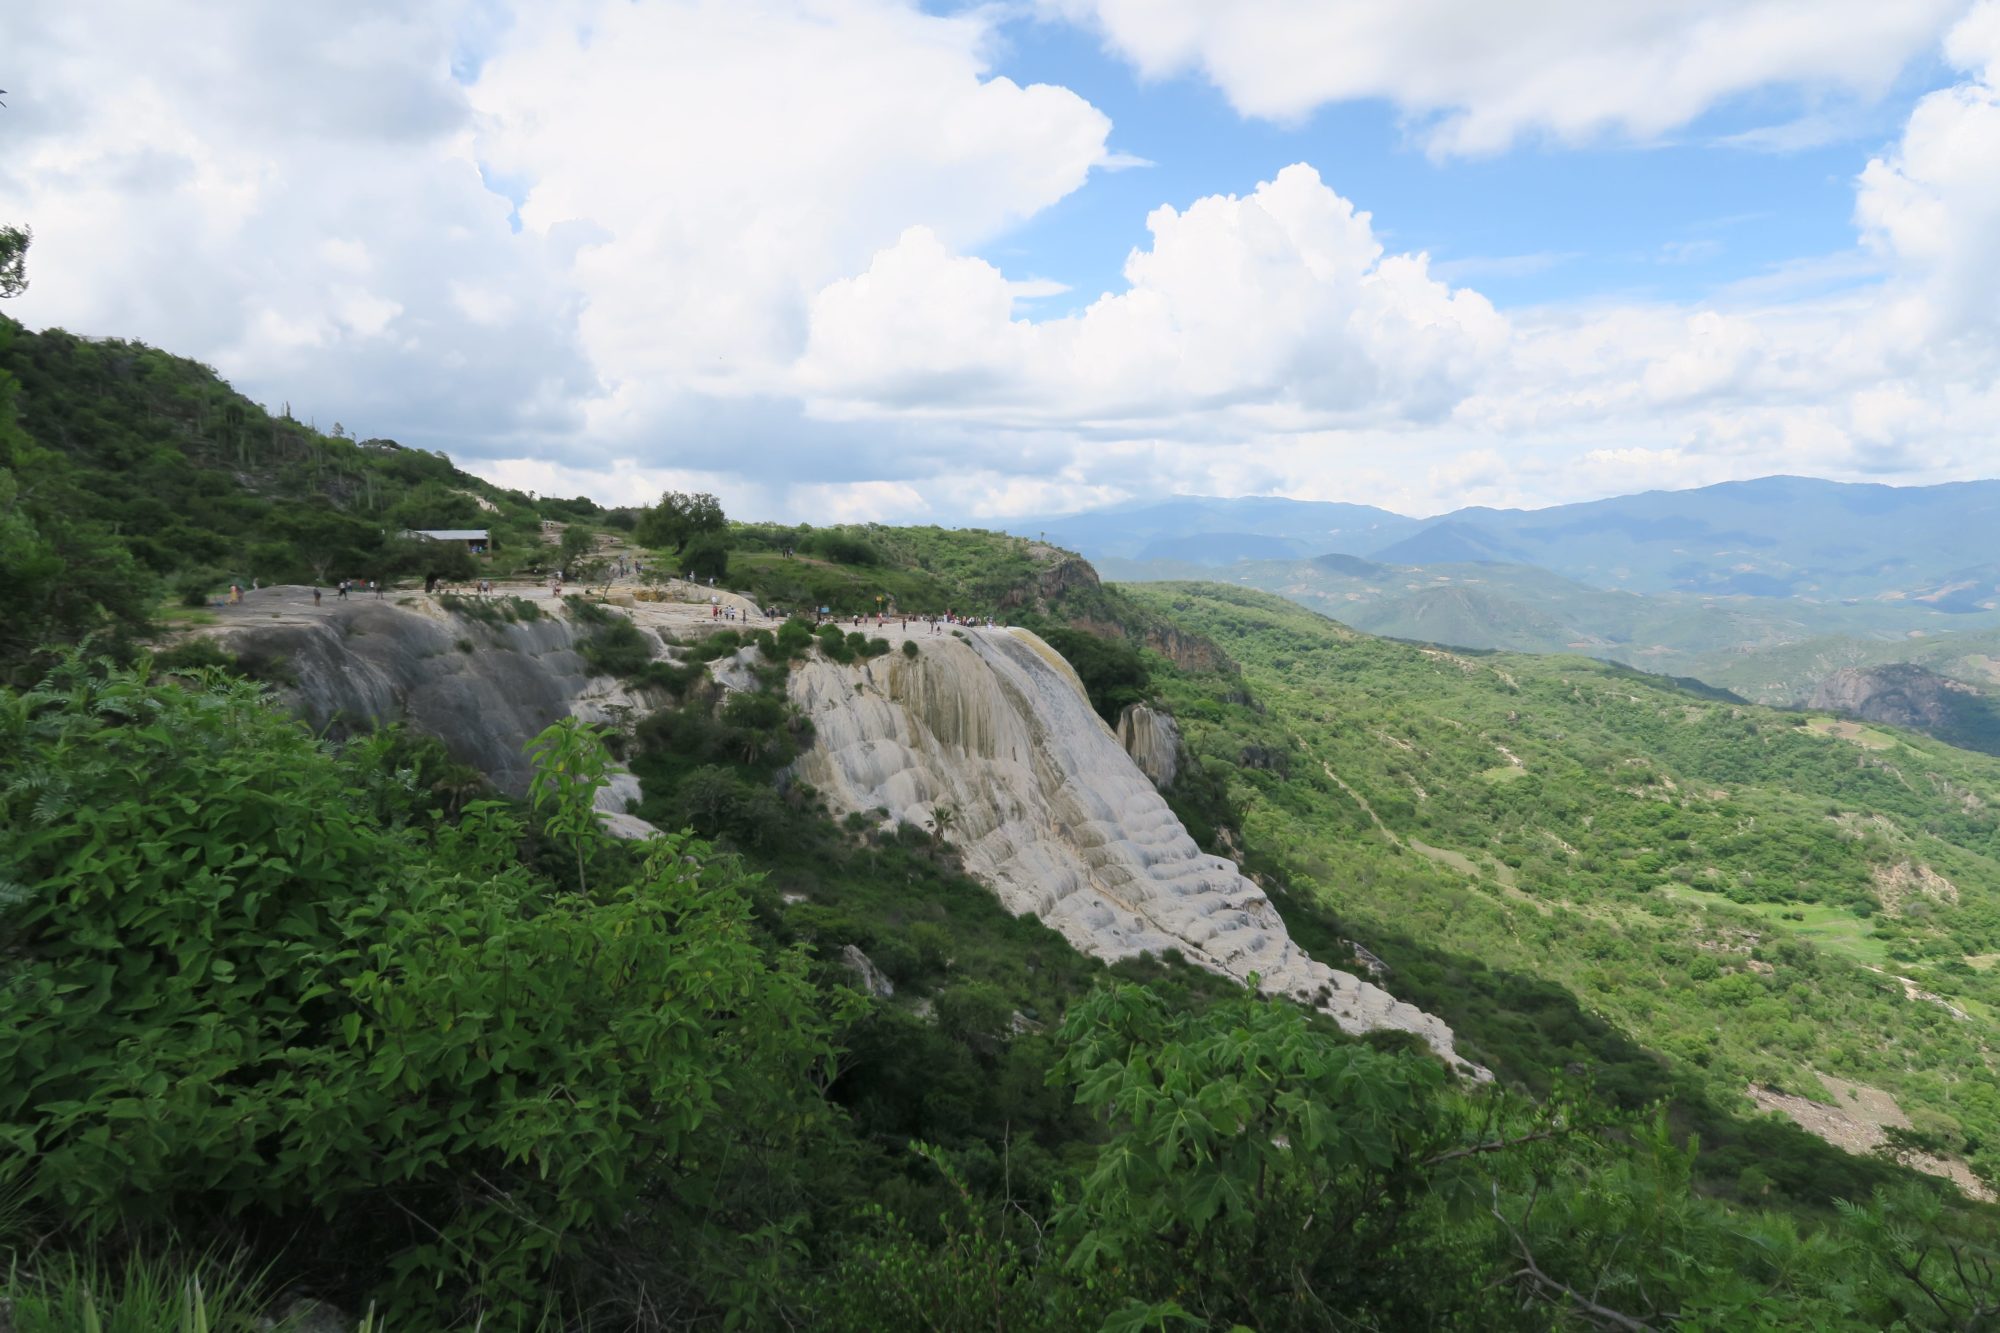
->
[924, 611, 997, 634]
[424, 575, 498, 595]
[786, 606, 999, 634]
[223, 578, 375, 607]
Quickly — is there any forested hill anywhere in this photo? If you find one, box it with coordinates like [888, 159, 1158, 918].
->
[1030, 478, 2000, 600]
[0, 317, 615, 674]
[1125, 582, 2000, 1189]
[8, 319, 2000, 1327]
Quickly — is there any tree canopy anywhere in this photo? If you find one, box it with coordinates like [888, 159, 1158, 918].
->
[634, 489, 726, 553]
[0, 225, 27, 300]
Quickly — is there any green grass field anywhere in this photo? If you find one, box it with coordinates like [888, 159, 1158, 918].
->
[1659, 885, 1894, 968]
[1801, 717, 1901, 751]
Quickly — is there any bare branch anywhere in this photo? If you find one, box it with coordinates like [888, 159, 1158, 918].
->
[1489, 1185, 1663, 1333]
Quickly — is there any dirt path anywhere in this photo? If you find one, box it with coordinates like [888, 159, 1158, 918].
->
[191, 582, 1011, 667]
[1291, 732, 1547, 915]
[1311, 754, 1402, 847]
[1750, 1077, 1994, 1202]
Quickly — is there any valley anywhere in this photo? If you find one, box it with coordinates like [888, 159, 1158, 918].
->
[16, 5, 2000, 1324]
[6, 315, 2000, 1328]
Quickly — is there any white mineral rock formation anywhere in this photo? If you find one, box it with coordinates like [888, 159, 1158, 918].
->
[839, 944, 897, 1001]
[788, 627, 1481, 1075]
[1117, 702, 1182, 791]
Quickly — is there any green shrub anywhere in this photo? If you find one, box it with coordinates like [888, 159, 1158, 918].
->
[173, 574, 215, 608]
[776, 618, 817, 659]
[0, 658, 835, 1324]
[902, 639, 920, 659]
[1039, 627, 1151, 723]
[909, 921, 955, 975]
[680, 532, 731, 582]
[150, 638, 240, 677]
[817, 623, 854, 664]
[805, 531, 881, 566]
[685, 628, 744, 663]
[577, 615, 655, 677]
[634, 657, 708, 697]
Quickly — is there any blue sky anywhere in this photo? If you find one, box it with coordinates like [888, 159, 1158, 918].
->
[9, 0, 2000, 521]
[980, 12, 1930, 315]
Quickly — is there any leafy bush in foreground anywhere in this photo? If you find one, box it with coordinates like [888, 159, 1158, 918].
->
[0, 657, 837, 1324]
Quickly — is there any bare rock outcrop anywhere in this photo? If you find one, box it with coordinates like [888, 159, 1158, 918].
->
[1000, 554, 1101, 613]
[788, 626, 1482, 1074]
[1038, 555, 1101, 600]
[1809, 663, 2000, 756]
[1143, 623, 1228, 672]
[202, 590, 657, 832]
[840, 944, 896, 1000]
[1117, 702, 1182, 791]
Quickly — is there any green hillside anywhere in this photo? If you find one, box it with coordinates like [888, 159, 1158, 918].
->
[1124, 581, 2000, 1191]
[0, 316, 617, 678]
[7, 326, 2000, 1326]
[1107, 550, 2000, 680]
[1698, 623, 2000, 705]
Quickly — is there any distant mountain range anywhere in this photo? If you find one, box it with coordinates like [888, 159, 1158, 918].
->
[1090, 550, 2000, 682]
[1021, 477, 2000, 603]
[1020, 478, 2000, 751]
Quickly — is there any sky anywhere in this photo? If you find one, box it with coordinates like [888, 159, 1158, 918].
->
[5, 0, 2000, 523]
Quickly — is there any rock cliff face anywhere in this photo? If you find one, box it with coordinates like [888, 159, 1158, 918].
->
[999, 554, 1101, 613]
[207, 593, 654, 831]
[209, 591, 1476, 1072]
[1117, 702, 1181, 791]
[1143, 623, 1228, 673]
[788, 626, 1479, 1072]
[1808, 663, 2000, 756]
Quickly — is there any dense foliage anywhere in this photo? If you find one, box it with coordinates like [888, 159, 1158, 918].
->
[0, 317, 619, 679]
[4, 610, 1999, 1327]
[722, 523, 1056, 616]
[1125, 582, 2000, 1200]
[5, 316, 1999, 1324]
[1, 659, 837, 1324]
[1040, 625, 1153, 722]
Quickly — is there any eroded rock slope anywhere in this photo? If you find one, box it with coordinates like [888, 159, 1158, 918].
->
[207, 590, 1477, 1072]
[789, 626, 1479, 1072]
[205, 590, 652, 829]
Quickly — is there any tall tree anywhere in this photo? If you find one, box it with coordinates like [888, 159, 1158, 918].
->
[0, 225, 27, 300]
[635, 489, 726, 554]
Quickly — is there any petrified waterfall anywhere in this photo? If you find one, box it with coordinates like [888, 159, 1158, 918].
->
[788, 627, 1479, 1073]
[210, 595, 1477, 1073]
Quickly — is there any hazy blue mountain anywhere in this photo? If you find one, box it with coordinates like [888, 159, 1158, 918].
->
[1367, 520, 1530, 567]
[1020, 495, 1420, 561]
[1024, 476, 2000, 602]
[1104, 552, 2000, 679]
[1413, 476, 2000, 598]
[1133, 531, 1308, 563]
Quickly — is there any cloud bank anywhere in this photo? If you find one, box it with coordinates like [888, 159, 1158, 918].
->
[5, 0, 2000, 520]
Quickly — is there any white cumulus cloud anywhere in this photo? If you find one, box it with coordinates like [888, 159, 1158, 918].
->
[465, 0, 1119, 447]
[1855, 0, 2000, 342]
[7, 0, 2000, 521]
[799, 164, 1507, 430]
[1043, 0, 1967, 154]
